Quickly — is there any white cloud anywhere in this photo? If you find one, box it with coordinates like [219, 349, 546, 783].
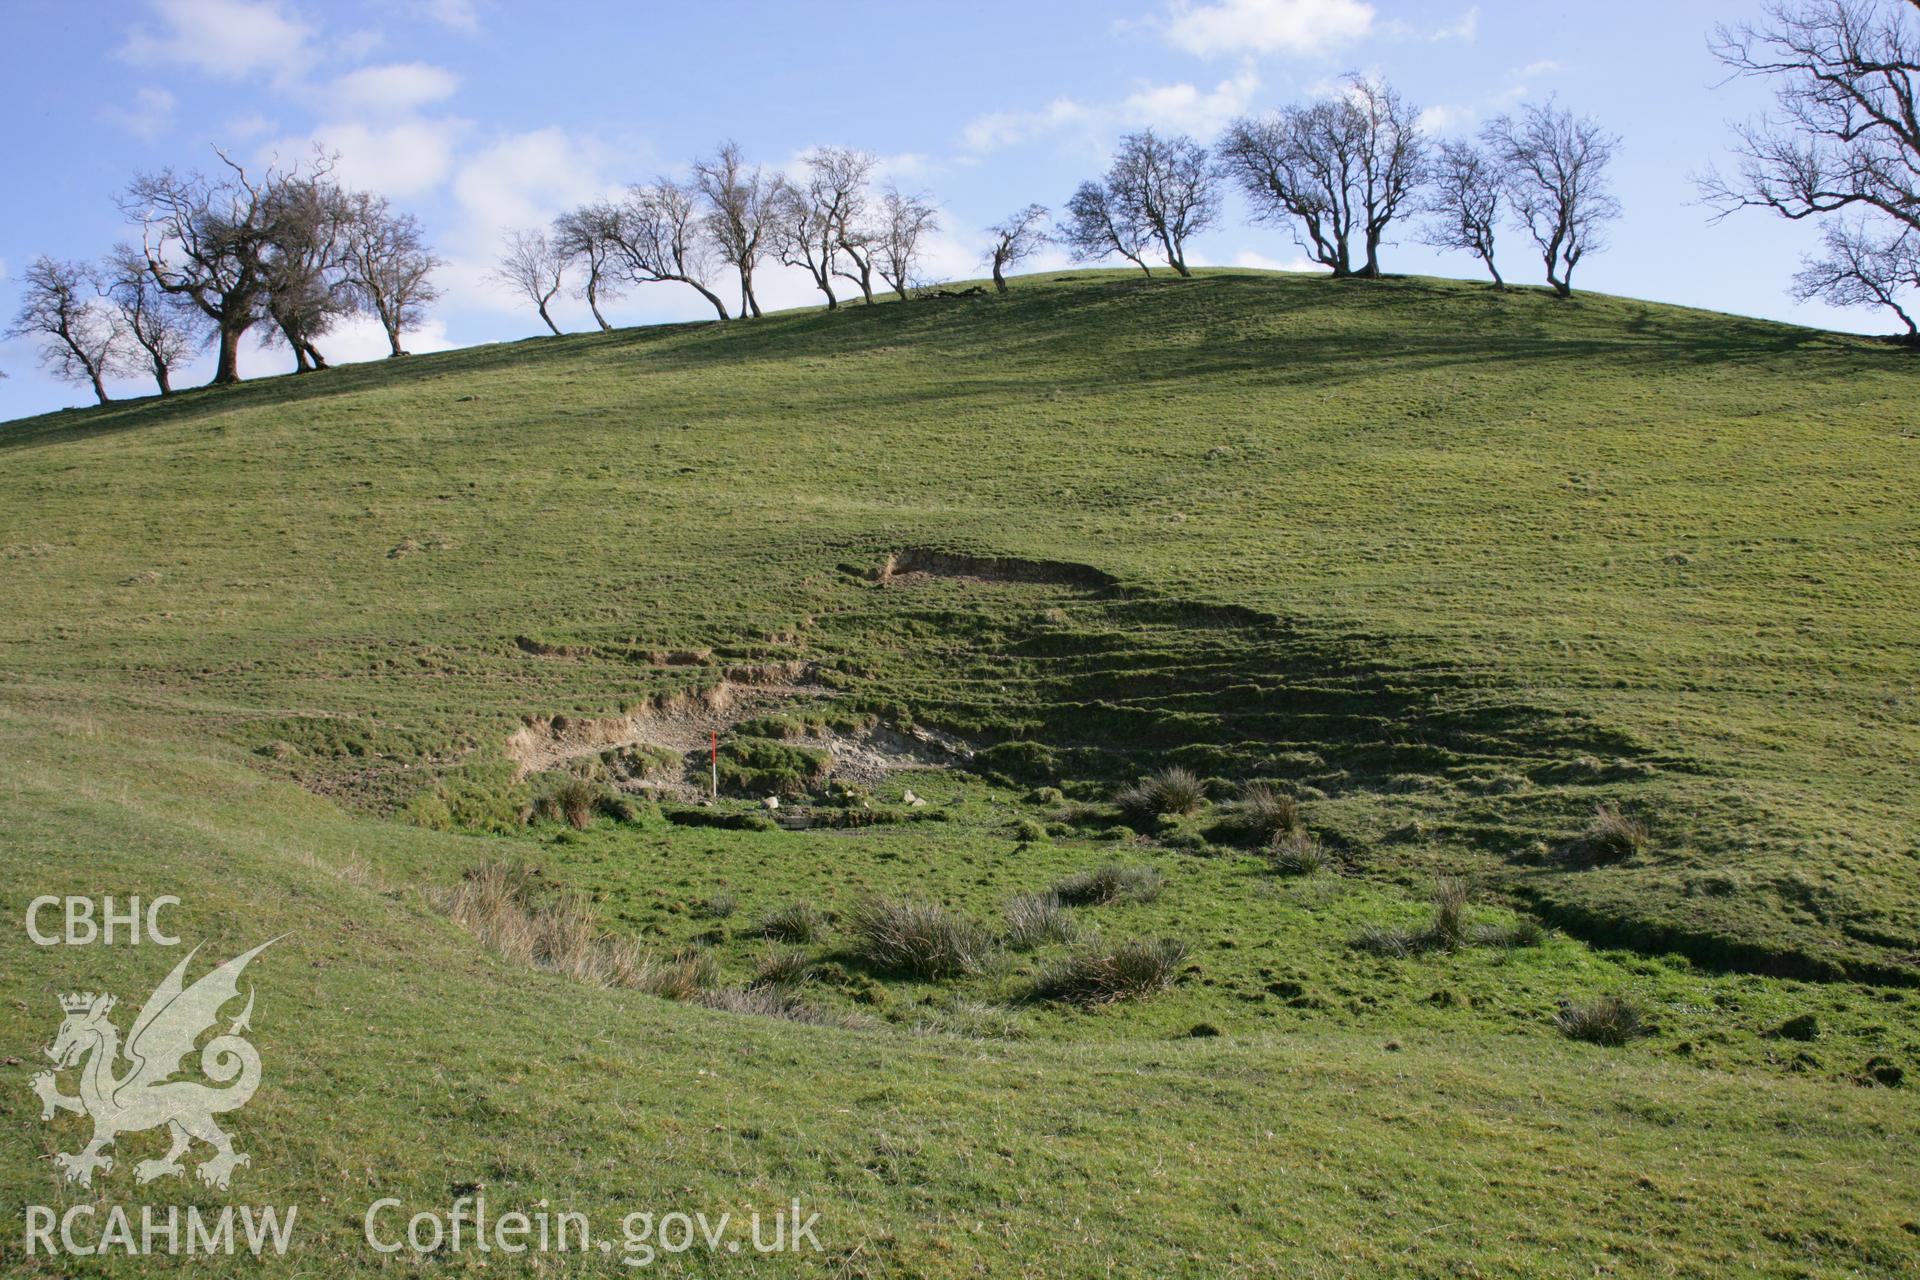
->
[413, 0, 480, 32]
[452, 127, 616, 234]
[1432, 6, 1479, 41]
[962, 98, 1095, 153]
[962, 66, 1261, 155]
[1162, 0, 1372, 58]
[873, 152, 940, 182]
[1121, 64, 1261, 135]
[1417, 104, 1462, 133]
[1381, 5, 1479, 43]
[324, 62, 459, 117]
[281, 117, 466, 199]
[1230, 248, 1325, 273]
[319, 314, 455, 362]
[106, 87, 177, 140]
[1498, 59, 1560, 102]
[439, 128, 622, 319]
[120, 0, 312, 79]
[223, 111, 277, 139]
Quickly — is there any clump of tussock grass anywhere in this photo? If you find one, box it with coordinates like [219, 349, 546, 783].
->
[634, 948, 721, 1001]
[1002, 892, 1080, 951]
[1428, 875, 1471, 949]
[1114, 766, 1206, 823]
[1564, 803, 1650, 865]
[1355, 876, 1485, 956]
[1035, 938, 1190, 1004]
[438, 862, 648, 987]
[1554, 992, 1650, 1045]
[1354, 923, 1421, 958]
[696, 891, 738, 920]
[913, 999, 1029, 1039]
[693, 984, 873, 1029]
[1268, 828, 1331, 876]
[1471, 917, 1547, 948]
[1012, 817, 1049, 844]
[844, 897, 993, 979]
[758, 900, 828, 943]
[531, 775, 603, 830]
[1227, 781, 1302, 843]
[1051, 862, 1163, 907]
[751, 944, 815, 989]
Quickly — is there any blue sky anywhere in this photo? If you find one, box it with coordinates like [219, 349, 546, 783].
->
[0, 0, 1865, 419]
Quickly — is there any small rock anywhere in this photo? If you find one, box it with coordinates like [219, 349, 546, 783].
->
[762, 795, 780, 810]
[902, 789, 926, 807]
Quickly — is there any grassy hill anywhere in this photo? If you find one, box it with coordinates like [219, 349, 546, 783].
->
[1, 270, 1916, 1276]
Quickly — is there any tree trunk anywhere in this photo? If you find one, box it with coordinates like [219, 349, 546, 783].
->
[536, 301, 561, 336]
[154, 363, 173, 395]
[88, 370, 111, 405]
[303, 340, 329, 371]
[213, 323, 244, 384]
[384, 320, 406, 357]
[992, 260, 1008, 294]
[588, 278, 610, 332]
[688, 281, 731, 321]
[1361, 233, 1382, 278]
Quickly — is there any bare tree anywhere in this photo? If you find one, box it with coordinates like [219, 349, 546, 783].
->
[551, 201, 623, 332]
[492, 229, 567, 335]
[768, 176, 837, 308]
[1220, 74, 1426, 278]
[768, 147, 876, 309]
[834, 217, 880, 305]
[122, 150, 300, 385]
[1344, 76, 1428, 276]
[1220, 106, 1358, 275]
[985, 204, 1050, 293]
[875, 186, 940, 300]
[105, 247, 200, 394]
[1704, 0, 1920, 329]
[1062, 181, 1154, 275]
[4, 256, 125, 404]
[820, 148, 881, 304]
[605, 179, 732, 320]
[1422, 140, 1506, 286]
[1793, 218, 1919, 333]
[693, 141, 772, 318]
[343, 193, 440, 355]
[1482, 101, 1620, 297]
[258, 173, 355, 372]
[1063, 130, 1218, 276]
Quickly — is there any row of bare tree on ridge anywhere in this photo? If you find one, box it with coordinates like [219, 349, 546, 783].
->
[8, 1, 1919, 405]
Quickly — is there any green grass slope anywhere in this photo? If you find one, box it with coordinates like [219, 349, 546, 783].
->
[1, 270, 1917, 1275]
